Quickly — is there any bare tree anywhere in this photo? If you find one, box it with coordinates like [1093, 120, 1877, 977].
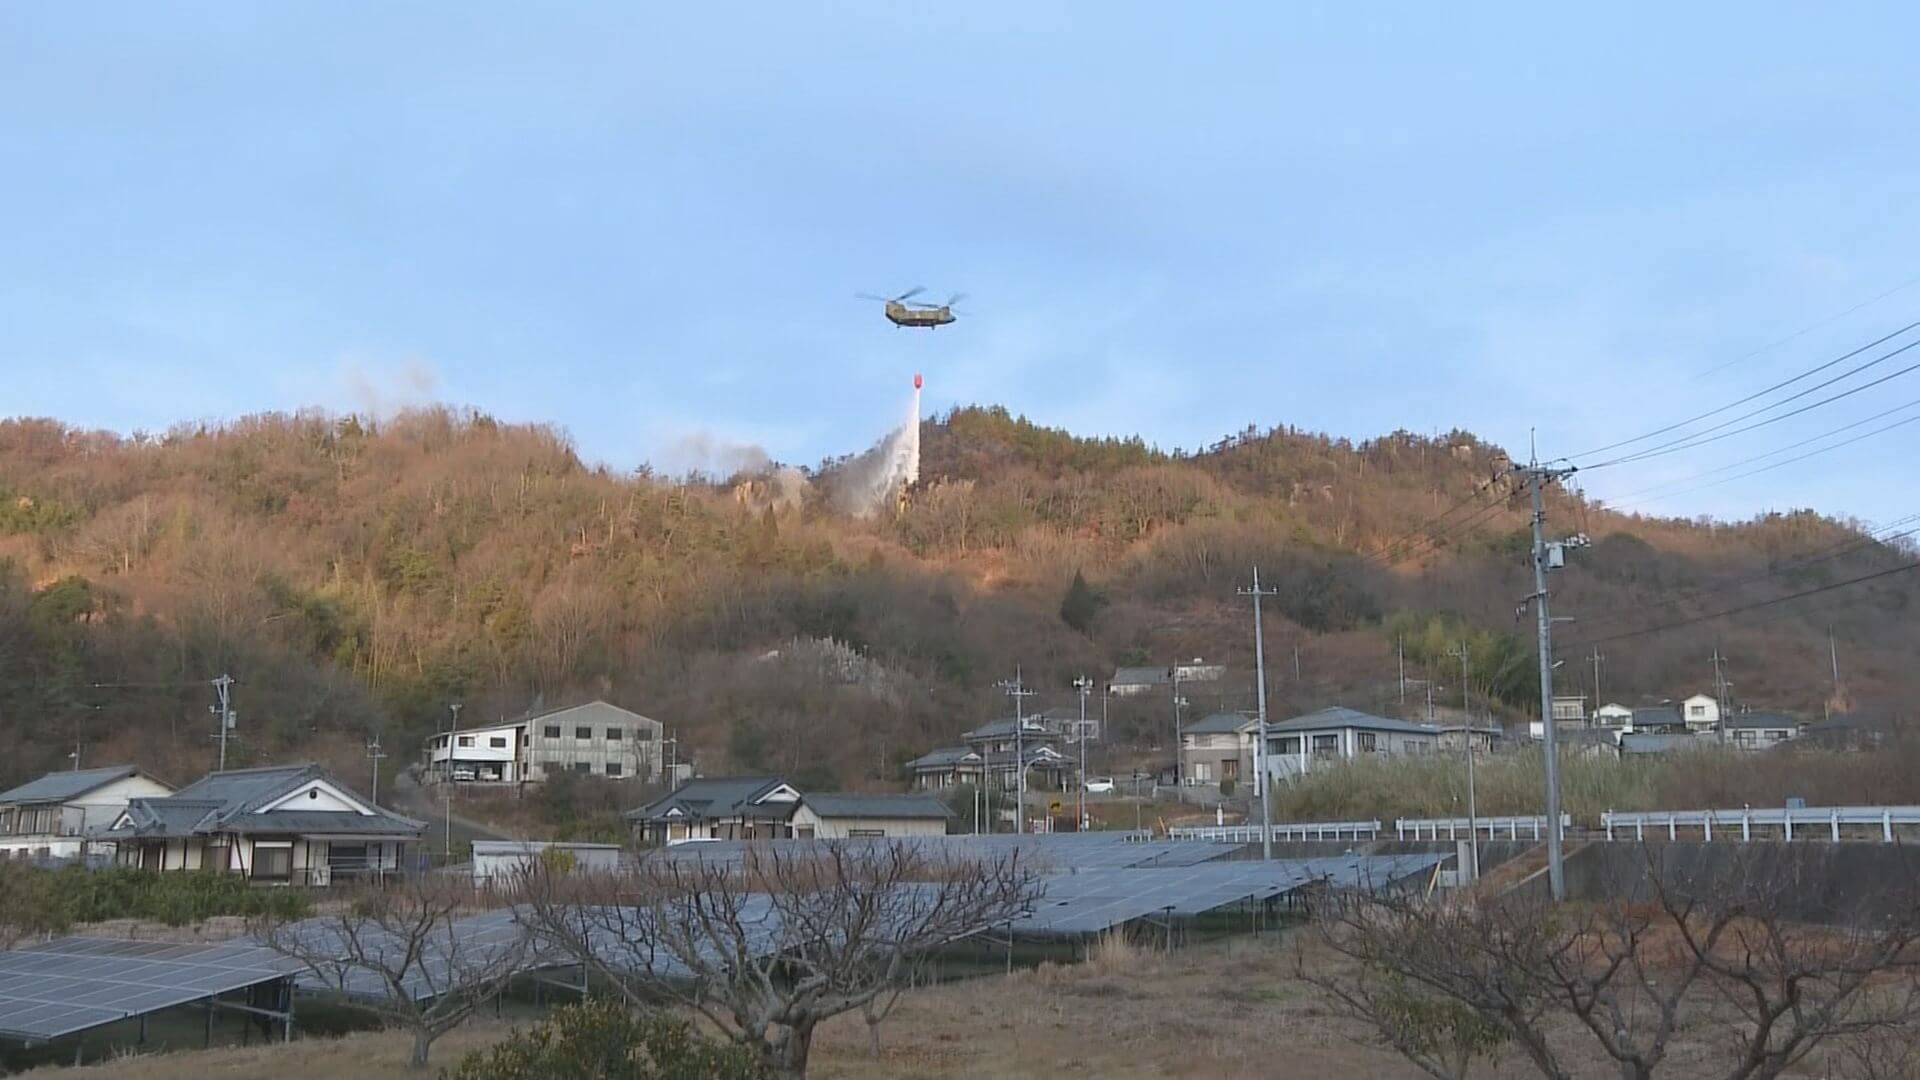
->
[1306, 847, 1920, 1080]
[254, 877, 527, 1069]
[517, 842, 1038, 1080]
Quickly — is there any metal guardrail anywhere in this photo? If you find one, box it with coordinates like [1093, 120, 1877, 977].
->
[1168, 820, 1383, 843]
[1600, 806, 1920, 843]
[1396, 815, 1571, 841]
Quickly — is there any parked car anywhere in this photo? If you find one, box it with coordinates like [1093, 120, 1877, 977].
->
[451, 767, 477, 782]
[1083, 777, 1115, 794]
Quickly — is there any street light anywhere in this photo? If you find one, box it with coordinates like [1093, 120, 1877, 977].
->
[1072, 676, 1094, 831]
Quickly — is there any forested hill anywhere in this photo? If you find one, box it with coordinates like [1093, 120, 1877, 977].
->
[0, 406, 1911, 792]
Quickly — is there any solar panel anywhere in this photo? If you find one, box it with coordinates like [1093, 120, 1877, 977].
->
[0, 936, 295, 1041]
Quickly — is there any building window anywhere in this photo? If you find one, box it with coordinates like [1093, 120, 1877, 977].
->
[1690, 705, 1707, 717]
[572, 762, 591, 773]
[606, 727, 623, 741]
[1312, 734, 1339, 755]
[1358, 732, 1378, 753]
[1276, 736, 1302, 755]
[605, 762, 623, 777]
[489, 736, 507, 748]
[544, 725, 561, 739]
[575, 726, 593, 740]
[458, 736, 474, 747]
[848, 829, 885, 838]
[252, 844, 293, 882]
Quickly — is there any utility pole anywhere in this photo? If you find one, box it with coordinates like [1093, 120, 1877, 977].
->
[210, 674, 235, 771]
[1397, 636, 1406, 705]
[1711, 647, 1730, 746]
[1521, 459, 1576, 902]
[365, 733, 388, 805]
[1828, 628, 1842, 722]
[1169, 664, 1184, 801]
[998, 671, 1036, 835]
[1447, 642, 1478, 881]
[1240, 567, 1279, 860]
[445, 702, 461, 861]
[1072, 676, 1094, 832]
[1589, 648, 1605, 724]
[1292, 645, 1301, 681]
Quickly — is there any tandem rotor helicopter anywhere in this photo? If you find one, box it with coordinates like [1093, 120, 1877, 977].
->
[857, 286, 966, 328]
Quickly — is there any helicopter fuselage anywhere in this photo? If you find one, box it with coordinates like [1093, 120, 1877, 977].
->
[884, 301, 955, 328]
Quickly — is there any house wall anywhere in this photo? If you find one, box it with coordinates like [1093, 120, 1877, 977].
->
[789, 804, 948, 839]
[1683, 695, 1721, 732]
[1262, 726, 1437, 782]
[525, 702, 664, 783]
[427, 724, 523, 782]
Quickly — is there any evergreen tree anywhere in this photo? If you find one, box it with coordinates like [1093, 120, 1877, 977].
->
[1059, 570, 1107, 635]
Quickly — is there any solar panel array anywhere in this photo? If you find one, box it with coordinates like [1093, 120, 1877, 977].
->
[276, 907, 536, 1002]
[1015, 853, 1448, 936]
[0, 937, 295, 1040]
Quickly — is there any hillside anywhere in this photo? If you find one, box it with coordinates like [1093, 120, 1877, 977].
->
[0, 406, 1912, 794]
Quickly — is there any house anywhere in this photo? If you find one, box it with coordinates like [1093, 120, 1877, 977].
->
[103, 764, 424, 885]
[1107, 666, 1169, 698]
[0, 766, 174, 860]
[1550, 695, 1587, 724]
[1259, 707, 1439, 784]
[1681, 693, 1721, 734]
[1619, 732, 1705, 757]
[1435, 723, 1503, 754]
[471, 840, 624, 889]
[1180, 712, 1254, 787]
[626, 776, 804, 844]
[423, 700, 665, 784]
[791, 794, 953, 839]
[1797, 712, 1893, 751]
[1630, 705, 1689, 734]
[1724, 711, 1801, 750]
[905, 747, 985, 791]
[1592, 702, 1634, 728]
[961, 717, 1076, 791]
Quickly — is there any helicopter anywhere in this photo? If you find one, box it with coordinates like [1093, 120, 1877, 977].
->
[857, 287, 965, 328]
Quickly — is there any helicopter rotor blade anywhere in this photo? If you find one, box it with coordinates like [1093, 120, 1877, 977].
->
[855, 293, 891, 302]
[893, 286, 926, 303]
[945, 293, 967, 307]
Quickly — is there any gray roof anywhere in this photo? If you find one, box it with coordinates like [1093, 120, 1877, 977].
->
[1724, 711, 1801, 730]
[628, 776, 798, 823]
[0, 766, 151, 807]
[1110, 666, 1169, 686]
[108, 764, 423, 839]
[1185, 712, 1253, 735]
[1620, 733, 1703, 755]
[906, 747, 981, 770]
[1631, 705, 1684, 726]
[802, 794, 953, 820]
[1270, 706, 1437, 736]
[963, 716, 1060, 741]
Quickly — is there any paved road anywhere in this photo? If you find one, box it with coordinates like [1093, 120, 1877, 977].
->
[387, 766, 513, 864]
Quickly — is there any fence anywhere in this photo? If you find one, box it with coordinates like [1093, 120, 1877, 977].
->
[1396, 815, 1571, 841]
[1168, 820, 1382, 843]
[1599, 806, 1920, 843]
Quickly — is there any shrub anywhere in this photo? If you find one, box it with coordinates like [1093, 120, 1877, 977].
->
[442, 1000, 765, 1080]
[0, 865, 312, 934]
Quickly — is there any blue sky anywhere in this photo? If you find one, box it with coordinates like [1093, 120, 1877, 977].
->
[4, 5, 1919, 524]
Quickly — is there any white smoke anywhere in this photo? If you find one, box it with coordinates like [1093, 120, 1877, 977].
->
[833, 383, 921, 518]
[339, 357, 440, 419]
[657, 432, 776, 478]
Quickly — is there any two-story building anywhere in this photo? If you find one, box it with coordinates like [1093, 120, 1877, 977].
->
[103, 763, 424, 885]
[961, 716, 1075, 791]
[1181, 712, 1254, 787]
[0, 766, 174, 860]
[424, 700, 665, 784]
[1681, 693, 1722, 734]
[904, 747, 986, 791]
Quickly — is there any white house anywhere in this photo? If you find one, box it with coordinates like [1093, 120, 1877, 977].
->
[626, 776, 806, 844]
[103, 763, 424, 885]
[790, 794, 953, 839]
[1260, 707, 1439, 785]
[470, 839, 623, 889]
[1682, 693, 1721, 734]
[424, 700, 665, 784]
[1725, 711, 1801, 750]
[1593, 702, 1634, 728]
[0, 766, 173, 859]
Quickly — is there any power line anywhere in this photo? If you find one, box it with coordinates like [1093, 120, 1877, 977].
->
[1606, 413, 1920, 510]
[1584, 336, 1920, 470]
[1687, 275, 1920, 383]
[1566, 560, 1920, 649]
[1597, 397, 1920, 506]
[1569, 321, 1920, 461]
